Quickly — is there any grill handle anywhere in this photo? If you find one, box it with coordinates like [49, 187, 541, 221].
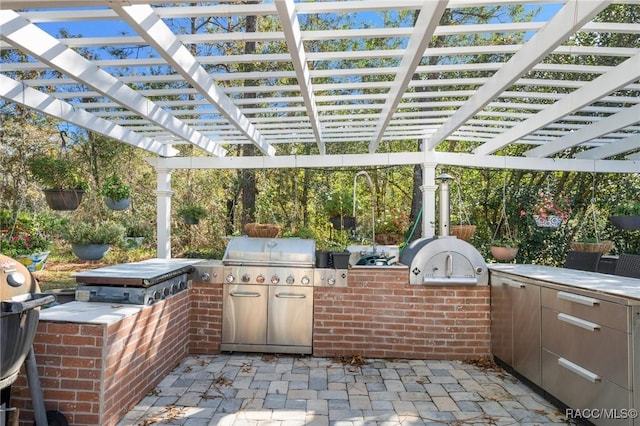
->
[275, 293, 306, 299]
[1, 294, 56, 316]
[229, 291, 262, 297]
[423, 277, 478, 285]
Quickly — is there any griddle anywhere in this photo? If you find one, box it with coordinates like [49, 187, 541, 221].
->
[73, 258, 200, 287]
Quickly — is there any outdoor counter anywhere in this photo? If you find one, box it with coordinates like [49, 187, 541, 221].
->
[489, 263, 640, 303]
[13, 264, 492, 426]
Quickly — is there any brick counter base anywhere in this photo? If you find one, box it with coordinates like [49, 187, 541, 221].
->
[313, 268, 491, 360]
[11, 290, 191, 426]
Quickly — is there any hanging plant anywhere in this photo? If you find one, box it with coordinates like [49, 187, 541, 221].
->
[570, 202, 613, 254]
[490, 173, 519, 262]
[177, 203, 207, 225]
[100, 175, 131, 210]
[530, 189, 571, 228]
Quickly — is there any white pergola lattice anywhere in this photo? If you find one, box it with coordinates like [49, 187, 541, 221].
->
[1, 1, 638, 256]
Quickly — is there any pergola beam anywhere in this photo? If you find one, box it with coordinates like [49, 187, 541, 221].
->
[368, 0, 448, 153]
[0, 9, 227, 157]
[425, 0, 612, 151]
[0, 74, 177, 157]
[113, 4, 274, 157]
[525, 102, 640, 158]
[274, 0, 325, 155]
[484, 53, 640, 157]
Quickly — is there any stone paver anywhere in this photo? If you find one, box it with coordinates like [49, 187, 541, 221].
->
[117, 354, 571, 426]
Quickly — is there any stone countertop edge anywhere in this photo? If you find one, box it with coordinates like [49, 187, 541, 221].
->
[489, 263, 640, 302]
[39, 301, 144, 325]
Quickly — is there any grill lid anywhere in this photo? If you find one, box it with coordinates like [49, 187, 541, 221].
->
[223, 237, 315, 266]
[73, 258, 200, 286]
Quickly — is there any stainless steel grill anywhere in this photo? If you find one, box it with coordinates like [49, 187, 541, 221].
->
[221, 237, 316, 354]
[74, 259, 199, 305]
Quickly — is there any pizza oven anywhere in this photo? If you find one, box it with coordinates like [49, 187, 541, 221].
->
[400, 174, 488, 286]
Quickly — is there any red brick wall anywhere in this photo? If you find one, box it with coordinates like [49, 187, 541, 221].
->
[12, 290, 190, 426]
[189, 281, 223, 354]
[313, 268, 491, 360]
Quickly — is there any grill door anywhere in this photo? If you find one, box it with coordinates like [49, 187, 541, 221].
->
[222, 284, 267, 345]
[268, 286, 313, 348]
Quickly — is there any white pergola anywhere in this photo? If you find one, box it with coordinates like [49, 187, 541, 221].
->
[1, 1, 638, 257]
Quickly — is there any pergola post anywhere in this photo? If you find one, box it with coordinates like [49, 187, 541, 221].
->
[154, 167, 174, 259]
[421, 162, 437, 239]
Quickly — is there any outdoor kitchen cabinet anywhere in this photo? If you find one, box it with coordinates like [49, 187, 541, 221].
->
[490, 272, 542, 386]
[541, 286, 635, 426]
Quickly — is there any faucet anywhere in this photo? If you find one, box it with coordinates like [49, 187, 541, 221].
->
[353, 171, 376, 253]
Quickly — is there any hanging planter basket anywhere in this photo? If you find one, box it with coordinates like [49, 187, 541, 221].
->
[610, 215, 640, 230]
[104, 197, 131, 211]
[44, 189, 84, 211]
[244, 223, 281, 238]
[569, 240, 614, 254]
[329, 216, 356, 231]
[533, 214, 563, 228]
[490, 246, 518, 262]
[450, 225, 476, 241]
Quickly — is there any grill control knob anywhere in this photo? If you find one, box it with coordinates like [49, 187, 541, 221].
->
[226, 273, 235, 283]
[256, 274, 265, 284]
[162, 287, 170, 298]
[271, 275, 280, 284]
[286, 275, 295, 285]
[241, 273, 251, 283]
[327, 276, 336, 286]
[200, 272, 210, 282]
[171, 283, 178, 294]
[300, 276, 310, 286]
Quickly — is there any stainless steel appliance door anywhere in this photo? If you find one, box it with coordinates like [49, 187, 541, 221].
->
[268, 286, 313, 347]
[222, 284, 268, 345]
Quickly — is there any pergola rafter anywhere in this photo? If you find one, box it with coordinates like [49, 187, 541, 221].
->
[0, 0, 637, 171]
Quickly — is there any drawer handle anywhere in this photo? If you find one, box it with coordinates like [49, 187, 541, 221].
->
[229, 291, 262, 297]
[275, 293, 306, 299]
[558, 357, 601, 383]
[557, 291, 599, 306]
[503, 278, 525, 288]
[557, 313, 600, 331]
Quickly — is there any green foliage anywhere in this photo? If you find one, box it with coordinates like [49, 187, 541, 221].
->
[27, 155, 89, 190]
[121, 215, 153, 238]
[100, 175, 130, 201]
[323, 189, 354, 218]
[613, 201, 640, 216]
[65, 221, 125, 245]
[177, 203, 207, 220]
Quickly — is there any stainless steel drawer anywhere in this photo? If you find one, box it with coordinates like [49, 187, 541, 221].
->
[542, 307, 630, 389]
[542, 349, 633, 426]
[541, 287, 629, 332]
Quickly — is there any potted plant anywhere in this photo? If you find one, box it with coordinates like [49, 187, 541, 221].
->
[611, 200, 640, 230]
[27, 154, 90, 211]
[122, 216, 153, 249]
[66, 221, 125, 260]
[100, 175, 131, 211]
[1, 230, 51, 272]
[177, 203, 207, 225]
[530, 189, 571, 228]
[490, 237, 519, 262]
[324, 189, 355, 230]
[375, 207, 409, 245]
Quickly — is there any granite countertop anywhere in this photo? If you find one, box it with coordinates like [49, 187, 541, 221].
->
[489, 263, 640, 302]
[39, 301, 144, 325]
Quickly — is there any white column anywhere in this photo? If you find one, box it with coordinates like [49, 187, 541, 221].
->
[154, 167, 174, 259]
[420, 162, 437, 238]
